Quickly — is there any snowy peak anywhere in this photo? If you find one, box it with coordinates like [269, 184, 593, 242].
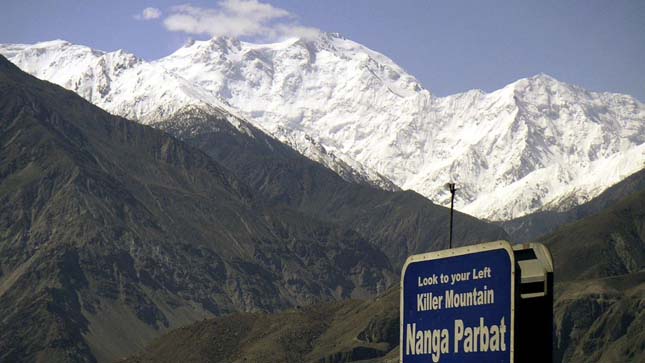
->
[522, 72, 560, 85]
[1, 40, 106, 84]
[159, 32, 427, 103]
[0, 40, 234, 122]
[172, 36, 243, 61]
[429, 74, 644, 219]
[0, 40, 143, 80]
[1, 40, 140, 102]
[509, 73, 645, 149]
[438, 77, 644, 219]
[156, 33, 433, 186]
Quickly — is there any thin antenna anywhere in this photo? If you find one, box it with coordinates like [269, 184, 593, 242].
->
[445, 183, 457, 249]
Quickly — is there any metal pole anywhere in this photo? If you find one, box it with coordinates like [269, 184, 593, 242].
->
[447, 183, 456, 249]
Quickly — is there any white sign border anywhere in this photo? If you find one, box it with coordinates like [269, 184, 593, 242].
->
[399, 240, 516, 363]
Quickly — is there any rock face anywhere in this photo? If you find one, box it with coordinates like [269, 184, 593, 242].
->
[0, 55, 397, 362]
[122, 286, 401, 363]
[554, 274, 645, 363]
[539, 190, 645, 282]
[155, 106, 509, 269]
[2, 35, 644, 220]
[540, 185, 645, 363]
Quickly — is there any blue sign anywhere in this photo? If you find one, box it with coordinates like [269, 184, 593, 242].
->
[400, 241, 515, 363]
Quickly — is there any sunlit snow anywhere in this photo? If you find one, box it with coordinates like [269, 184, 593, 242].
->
[2, 33, 643, 220]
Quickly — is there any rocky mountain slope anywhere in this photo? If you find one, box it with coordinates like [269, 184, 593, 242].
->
[538, 191, 645, 283]
[0, 55, 397, 362]
[127, 274, 644, 363]
[124, 275, 645, 363]
[123, 285, 400, 363]
[156, 106, 508, 269]
[2, 34, 643, 220]
[123, 186, 645, 363]
[533, 185, 645, 363]
[553, 273, 644, 363]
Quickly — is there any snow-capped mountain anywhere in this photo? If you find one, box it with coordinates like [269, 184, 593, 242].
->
[2, 34, 643, 220]
[0, 39, 397, 192]
[430, 77, 644, 219]
[154, 33, 645, 220]
[1, 40, 231, 122]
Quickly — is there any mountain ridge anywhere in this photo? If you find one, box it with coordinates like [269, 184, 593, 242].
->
[153, 33, 645, 220]
[2, 34, 643, 220]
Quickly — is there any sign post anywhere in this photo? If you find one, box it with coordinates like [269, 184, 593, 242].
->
[400, 241, 516, 363]
[513, 243, 554, 362]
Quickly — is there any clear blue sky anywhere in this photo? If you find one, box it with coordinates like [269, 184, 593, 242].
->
[2, 0, 644, 101]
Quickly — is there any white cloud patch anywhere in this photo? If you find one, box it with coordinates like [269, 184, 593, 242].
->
[135, 7, 162, 21]
[162, 0, 319, 39]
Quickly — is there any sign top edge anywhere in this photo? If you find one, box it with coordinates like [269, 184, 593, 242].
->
[401, 240, 515, 275]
